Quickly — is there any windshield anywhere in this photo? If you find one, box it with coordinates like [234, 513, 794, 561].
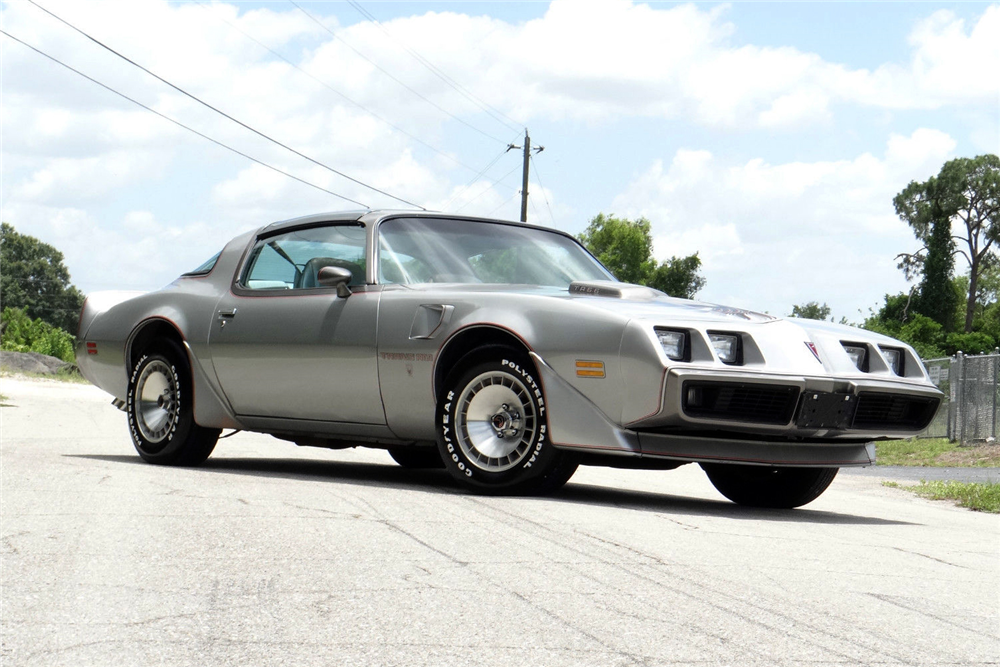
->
[378, 217, 613, 287]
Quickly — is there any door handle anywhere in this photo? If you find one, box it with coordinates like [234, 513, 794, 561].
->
[217, 308, 237, 327]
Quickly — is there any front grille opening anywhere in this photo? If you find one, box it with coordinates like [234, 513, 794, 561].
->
[682, 382, 799, 425]
[852, 393, 940, 430]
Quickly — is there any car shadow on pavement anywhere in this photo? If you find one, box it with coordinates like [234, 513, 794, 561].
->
[550, 484, 917, 526]
[67, 453, 459, 494]
[66, 454, 916, 526]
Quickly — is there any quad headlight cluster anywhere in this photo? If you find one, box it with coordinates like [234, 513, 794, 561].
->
[655, 329, 904, 373]
[655, 329, 742, 365]
[840, 342, 905, 375]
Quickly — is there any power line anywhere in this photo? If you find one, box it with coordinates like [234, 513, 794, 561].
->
[25, 0, 422, 209]
[529, 154, 556, 227]
[487, 191, 522, 218]
[442, 149, 506, 211]
[442, 136, 520, 211]
[0, 29, 370, 207]
[528, 192, 543, 223]
[290, 1, 508, 145]
[195, 1, 483, 177]
[347, 0, 523, 134]
[453, 164, 521, 214]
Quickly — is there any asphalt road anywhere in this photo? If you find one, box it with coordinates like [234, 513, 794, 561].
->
[2, 378, 998, 667]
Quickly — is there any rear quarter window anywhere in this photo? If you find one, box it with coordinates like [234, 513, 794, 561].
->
[182, 251, 221, 276]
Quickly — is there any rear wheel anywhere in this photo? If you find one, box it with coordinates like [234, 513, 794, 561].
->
[436, 353, 575, 494]
[388, 446, 445, 469]
[127, 341, 220, 466]
[700, 463, 838, 508]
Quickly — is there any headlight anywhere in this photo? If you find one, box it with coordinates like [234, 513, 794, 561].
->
[708, 333, 740, 364]
[656, 329, 687, 361]
[880, 346, 904, 375]
[842, 343, 868, 371]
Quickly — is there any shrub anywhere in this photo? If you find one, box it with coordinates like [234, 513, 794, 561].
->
[944, 331, 997, 356]
[0, 307, 75, 363]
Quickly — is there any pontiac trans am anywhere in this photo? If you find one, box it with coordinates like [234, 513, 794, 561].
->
[76, 211, 943, 508]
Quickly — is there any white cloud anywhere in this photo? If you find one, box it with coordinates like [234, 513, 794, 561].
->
[309, 0, 999, 128]
[2, 0, 996, 166]
[906, 8, 1000, 105]
[3, 201, 252, 293]
[13, 150, 167, 204]
[758, 90, 832, 128]
[611, 129, 958, 318]
[0, 0, 993, 299]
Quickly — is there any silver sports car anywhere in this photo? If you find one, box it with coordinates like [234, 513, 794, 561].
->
[77, 211, 942, 508]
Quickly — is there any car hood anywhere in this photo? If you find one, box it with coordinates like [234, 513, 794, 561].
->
[565, 287, 779, 324]
[556, 281, 907, 345]
[400, 281, 779, 325]
[398, 280, 909, 353]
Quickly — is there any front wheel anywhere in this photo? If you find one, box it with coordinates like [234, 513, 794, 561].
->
[127, 341, 220, 466]
[700, 463, 838, 509]
[436, 354, 574, 494]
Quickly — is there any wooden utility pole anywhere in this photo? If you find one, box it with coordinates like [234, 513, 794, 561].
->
[520, 129, 531, 222]
[508, 129, 543, 222]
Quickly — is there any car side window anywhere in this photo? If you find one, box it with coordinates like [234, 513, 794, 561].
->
[242, 224, 367, 291]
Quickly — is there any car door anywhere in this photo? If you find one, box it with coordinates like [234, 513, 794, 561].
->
[208, 222, 386, 425]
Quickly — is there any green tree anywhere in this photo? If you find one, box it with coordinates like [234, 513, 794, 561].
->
[895, 155, 1000, 332]
[922, 216, 959, 328]
[646, 254, 705, 300]
[578, 214, 705, 299]
[790, 301, 832, 321]
[578, 214, 656, 285]
[894, 173, 958, 329]
[862, 290, 997, 357]
[0, 223, 85, 334]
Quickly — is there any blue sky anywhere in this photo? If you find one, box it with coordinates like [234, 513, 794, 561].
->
[2, 0, 998, 319]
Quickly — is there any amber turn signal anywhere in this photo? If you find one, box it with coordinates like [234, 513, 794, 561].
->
[575, 360, 605, 378]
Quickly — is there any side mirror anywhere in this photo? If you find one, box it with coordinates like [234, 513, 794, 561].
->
[317, 266, 353, 298]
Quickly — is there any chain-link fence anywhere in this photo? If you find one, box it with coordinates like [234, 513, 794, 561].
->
[921, 351, 1000, 444]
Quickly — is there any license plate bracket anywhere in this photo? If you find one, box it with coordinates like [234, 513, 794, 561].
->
[796, 391, 857, 429]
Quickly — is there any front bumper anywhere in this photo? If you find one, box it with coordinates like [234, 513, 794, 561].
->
[635, 432, 876, 467]
[531, 353, 940, 468]
[630, 367, 943, 439]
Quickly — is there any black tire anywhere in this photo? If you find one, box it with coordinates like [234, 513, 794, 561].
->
[700, 463, 839, 509]
[533, 454, 580, 494]
[127, 341, 220, 466]
[388, 446, 445, 469]
[436, 352, 570, 494]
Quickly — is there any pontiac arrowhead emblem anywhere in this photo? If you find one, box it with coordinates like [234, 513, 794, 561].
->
[805, 342, 822, 364]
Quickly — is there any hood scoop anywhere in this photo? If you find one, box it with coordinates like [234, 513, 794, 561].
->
[569, 280, 661, 300]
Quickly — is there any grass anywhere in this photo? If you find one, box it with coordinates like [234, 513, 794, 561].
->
[875, 437, 1000, 468]
[883, 480, 1000, 513]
